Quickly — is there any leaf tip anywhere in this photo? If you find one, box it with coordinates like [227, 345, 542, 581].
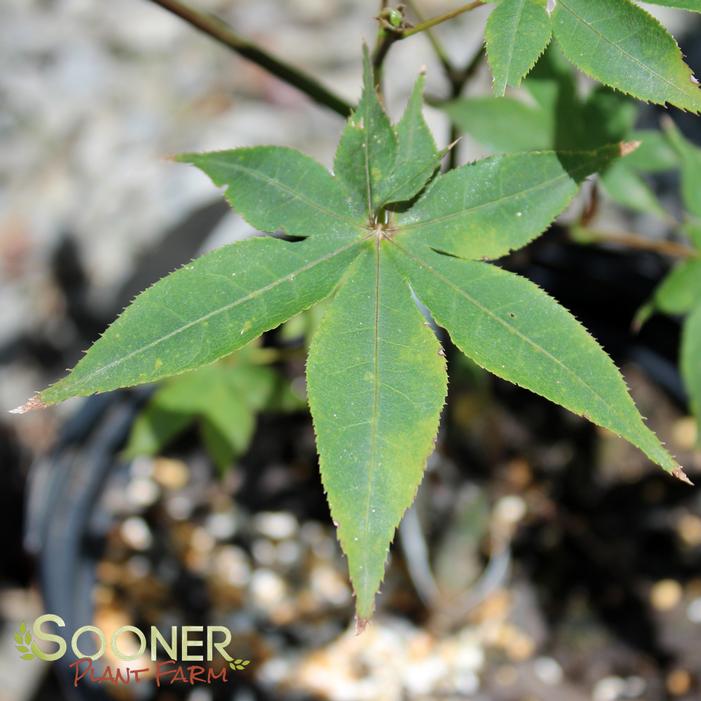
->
[672, 466, 694, 486]
[9, 395, 46, 415]
[445, 137, 462, 156]
[619, 141, 641, 158]
[354, 615, 369, 635]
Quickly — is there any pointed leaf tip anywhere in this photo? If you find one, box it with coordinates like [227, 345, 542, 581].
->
[672, 466, 694, 485]
[10, 395, 47, 414]
[355, 616, 369, 635]
[620, 141, 642, 157]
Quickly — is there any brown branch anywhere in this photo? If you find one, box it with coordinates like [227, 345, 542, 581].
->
[574, 227, 698, 259]
[146, 0, 352, 118]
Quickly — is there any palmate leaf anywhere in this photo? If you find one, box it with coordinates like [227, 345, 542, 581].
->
[485, 0, 552, 96]
[307, 245, 447, 622]
[15, 50, 689, 625]
[552, 0, 701, 112]
[389, 243, 683, 477]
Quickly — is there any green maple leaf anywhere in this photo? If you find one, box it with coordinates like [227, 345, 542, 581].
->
[552, 0, 701, 112]
[479, 0, 701, 110]
[485, 0, 552, 97]
[123, 344, 291, 473]
[15, 48, 687, 623]
[443, 48, 671, 220]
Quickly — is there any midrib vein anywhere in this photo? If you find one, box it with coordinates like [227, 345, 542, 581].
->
[557, 0, 697, 102]
[55, 238, 364, 393]
[361, 239, 383, 597]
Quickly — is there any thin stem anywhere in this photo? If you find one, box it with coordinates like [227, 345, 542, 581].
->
[402, 0, 485, 38]
[445, 45, 485, 170]
[574, 227, 698, 259]
[404, 0, 455, 77]
[372, 29, 398, 90]
[146, 0, 352, 118]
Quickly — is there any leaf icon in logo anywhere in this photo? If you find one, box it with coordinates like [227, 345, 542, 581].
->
[15, 623, 34, 660]
[229, 659, 251, 671]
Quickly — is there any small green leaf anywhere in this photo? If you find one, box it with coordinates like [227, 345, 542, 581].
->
[14, 633, 22, 644]
[553, 0, 701, 112]
[664, 119, 701, 218]
[486, 0, 553, 96]
[125, 354, 278, 468]
[179, 147, 365, 236]
[441, 96, 552, 152]
[124, 405, 192, 459]
[200, 394, 254, 472]
[582, 87, 638, 148]
[307, 244, 447, 622]
[390, 244, 680, 475]
[624, 130, 679, 173]
[600, 161, 671, 220]
[681, 305, 701, 442]
[641, 0, 701, 11]
[17, 645, 28, 653]
[21, 654, 34, 661]
[526, 42, 578, 110]
[19, 624, 26, 634]
[649, 260, 701, 316]
[334, 46, 397, 215]
[395, 146, 621, 260]
[37, 236, 362, 406]
[381, 74, 441, 205]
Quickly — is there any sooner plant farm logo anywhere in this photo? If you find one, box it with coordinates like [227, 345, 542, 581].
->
[15, 615, 250, 687]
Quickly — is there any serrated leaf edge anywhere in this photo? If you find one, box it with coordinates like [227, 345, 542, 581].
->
[554, 0, 701, 113]
[486, 0, 554, 96]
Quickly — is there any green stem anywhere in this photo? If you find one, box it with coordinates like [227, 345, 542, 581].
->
[404, 0, 456, 79]
[372, 29, 397, 90]
[146, 0, 353, 118]
[402, 1, 485, 38]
